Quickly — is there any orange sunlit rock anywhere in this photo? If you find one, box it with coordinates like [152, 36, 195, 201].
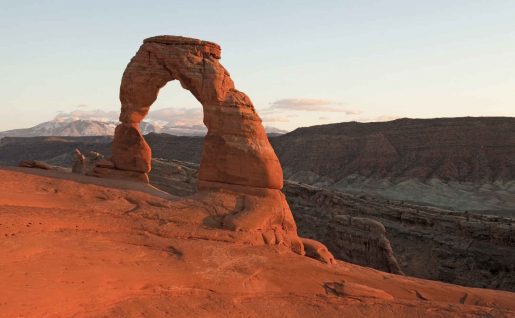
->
[0, 167, 514, 317]
[107, 36, 315, 257]
[112, 35, 282, 189]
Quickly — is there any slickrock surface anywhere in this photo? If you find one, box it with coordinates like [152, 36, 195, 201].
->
[149, 159, 402, 274]
[148, 159, 515, 291]
[1, 167, 514, 317]
[112, 35, 282, 190]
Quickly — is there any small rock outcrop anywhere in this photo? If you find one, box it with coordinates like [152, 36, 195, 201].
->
[19, 160, 53, 170]
[72, 149, 105, 174]
[18, 160, 67, 172]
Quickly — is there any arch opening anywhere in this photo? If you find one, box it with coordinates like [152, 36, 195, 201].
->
[111, 35, 283, 190]
[144, 80, 206, 137]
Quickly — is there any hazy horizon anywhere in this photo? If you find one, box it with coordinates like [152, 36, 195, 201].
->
[0, 108, 513, 135]
[1, 1, 514, 131]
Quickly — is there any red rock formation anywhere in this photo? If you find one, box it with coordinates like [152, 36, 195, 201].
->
[106, 35, 328, 260]
[111, 35, 282, 190]
[1, 168, 514, 317]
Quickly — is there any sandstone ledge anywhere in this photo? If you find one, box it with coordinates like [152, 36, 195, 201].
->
[1, 167, 514, 317]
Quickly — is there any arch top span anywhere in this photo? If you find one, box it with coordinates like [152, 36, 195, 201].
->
[111, 35, 284, 190]
[144, 35, 222, 59]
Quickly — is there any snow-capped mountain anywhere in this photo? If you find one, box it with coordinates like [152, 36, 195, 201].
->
[0, 120, 118, 138]
[0, 108, 288, 138]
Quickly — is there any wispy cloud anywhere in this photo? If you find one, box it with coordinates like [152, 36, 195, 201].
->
[147, 108, 203, 126]
[52, 107, 205, 127]
[268, 98, 360, 115]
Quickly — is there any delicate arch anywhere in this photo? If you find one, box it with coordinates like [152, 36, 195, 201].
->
[111, 36, 283, 189]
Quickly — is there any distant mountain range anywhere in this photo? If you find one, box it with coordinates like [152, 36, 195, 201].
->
[0, 119, 206, 138]
[0, 113, 287, 138]
[0, 120, 118, 138]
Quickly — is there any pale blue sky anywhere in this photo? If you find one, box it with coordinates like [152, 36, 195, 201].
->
[1, 0, 514, 130]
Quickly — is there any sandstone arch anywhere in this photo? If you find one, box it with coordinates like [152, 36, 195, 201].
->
[111, 35, 282, 189]
[105, 35, 334, 263]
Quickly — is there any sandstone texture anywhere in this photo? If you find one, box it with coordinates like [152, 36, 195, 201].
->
[108, 35, 327, 259]
[4, 117, 514, 213]
[1, 167, 514, 317]
[72, 149, 106, 174]
[146, 159, 515, 291]
[111, 35, 282, 190]
[148, 160, 402, 274]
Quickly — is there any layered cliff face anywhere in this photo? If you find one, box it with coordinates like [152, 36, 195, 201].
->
[281, 182, 515, 291]
[273, 117, 515, 182]
[283, 181, 403, 275]
[1, 167, 514, 317]
[272, 117, 515, 213]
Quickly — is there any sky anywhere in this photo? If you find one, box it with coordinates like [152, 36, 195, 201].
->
[0, 0, 514, 131]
